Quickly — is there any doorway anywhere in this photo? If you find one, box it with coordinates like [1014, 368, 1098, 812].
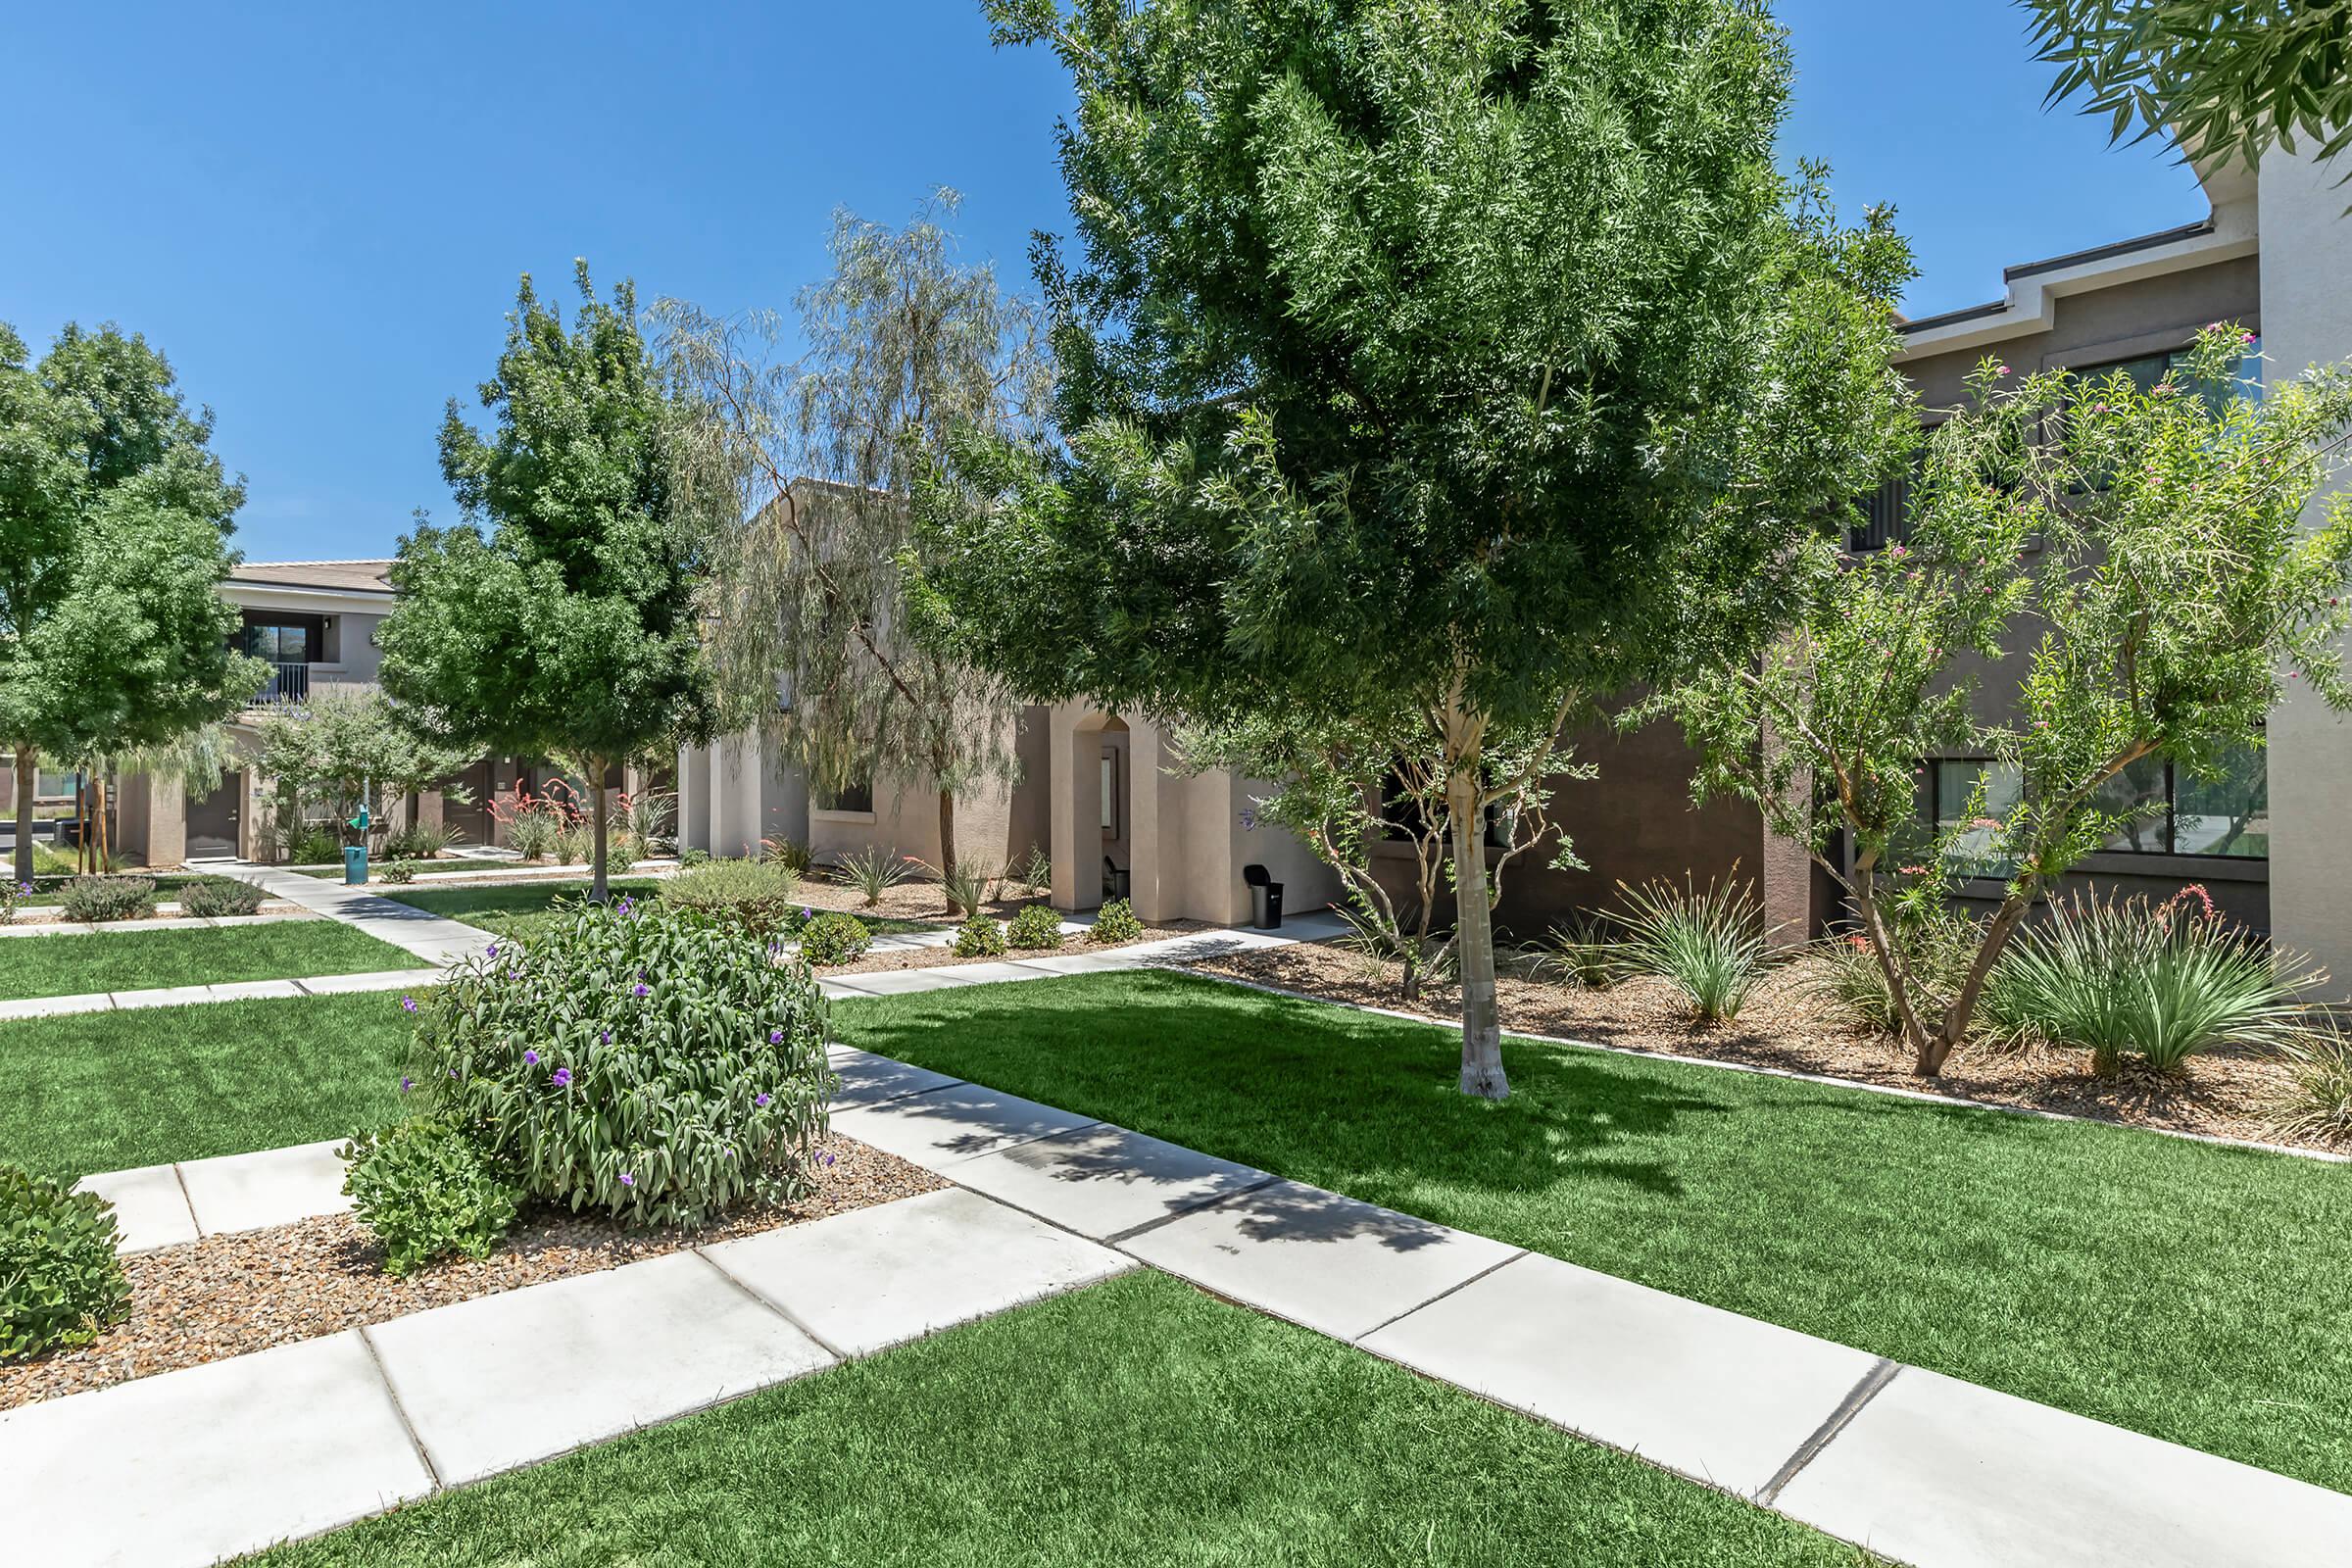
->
[186, 771, 243, 858]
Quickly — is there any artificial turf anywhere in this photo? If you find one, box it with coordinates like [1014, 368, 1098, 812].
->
[377, 879, 941, 945]
[248, 1270, 1855, 1567]
[0, 921, 417, 1000]
[0, 991, 415, 1180]
[834, 969, 2352, 1495]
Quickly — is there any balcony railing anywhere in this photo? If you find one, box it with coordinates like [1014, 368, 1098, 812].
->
[254, 661, 312, 706]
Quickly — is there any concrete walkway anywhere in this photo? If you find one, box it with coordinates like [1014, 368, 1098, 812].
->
[217, 862, 498, 965]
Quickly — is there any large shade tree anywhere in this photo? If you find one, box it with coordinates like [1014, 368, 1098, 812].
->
[658, 195, 1049, 909]
[380, 264, 715, 903]
[914, 0, 1913, 1097]
[0, 321, 266, 882]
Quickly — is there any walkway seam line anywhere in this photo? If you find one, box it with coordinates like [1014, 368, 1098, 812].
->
[1349, 1250, 1532, 1343]
[688, 1248, 854, 1362]
[1102, 1174, 1284, 1247]
[357, 1324, 445, 1492]
[168, 1161, 201, 1239]
[1753, 1357, 1901, 1504]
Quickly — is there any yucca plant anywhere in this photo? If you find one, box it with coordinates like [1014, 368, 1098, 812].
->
[1613, 876, 1769, 1023]
[929, 858, 995, 917]
[2270, 1024, 2352, 1147]
[1533, 914, 1618, 990]
[1982, 890, 2313, 1075]
[836, 848, 912, 906]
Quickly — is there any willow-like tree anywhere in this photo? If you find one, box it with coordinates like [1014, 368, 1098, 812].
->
[913, 0, 1912, 1098]
[658, 195, 1048, 910]
[380, 264, 715, 904]
[0, 322, 266, 883]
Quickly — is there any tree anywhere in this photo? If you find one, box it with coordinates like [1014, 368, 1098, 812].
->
[658, 195, 1049, 911]
[2024, 0, 2352, 187]
[0, 321, 267, 883]
[379, 264, 715, 904]
[252, 691, 473, 847]
[1661, 325, 2352, 1074]
[912, 0, 1913, 1097]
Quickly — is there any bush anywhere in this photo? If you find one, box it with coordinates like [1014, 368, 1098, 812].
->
[760, 836, 811, 874]
[1535, 915, 1618, 990]
[799, 910, 871, 964]
[1808, 901, 1981, 1035]
[506, 808, 561, 860]
[0, 1163, 130, 1360]
[2270, 1025, 2352, 1146]
[1613, 876, 1768, 1023]
[340, 1118, 521, 1275]
[836, 848, 913, 906]
[938, 858, 995, 917]
[679, 846, 711, 867]
[0, 878, 22, 926]
[381, 822, 460, 860]
[61, 875, 157, 923]
[1006, 903, 1064, 951]
[1982, 890, 2311, 1075]
[179, 876, 266, 918]
[665, 858, 804, 935]
[379, 860, 419, 885]
[288, 825, 343, 865]
[954, 913, 1006, 957]
[407, 901, 833, 1227]
[1090, 898, 1143, 945]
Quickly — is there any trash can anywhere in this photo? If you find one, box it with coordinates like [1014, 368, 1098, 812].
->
[1243, 863, 1284, 930]
[343, 845, 368, 885]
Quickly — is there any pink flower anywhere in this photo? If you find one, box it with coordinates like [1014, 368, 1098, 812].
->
[1899, 864, 1928, 875]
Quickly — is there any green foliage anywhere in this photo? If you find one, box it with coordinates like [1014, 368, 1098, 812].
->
[407, 900, 832, 1227]
[2270, 1024, 2352, 1147]
[931, 858, 993, 917]
[679, 846, 711, 868]
[797, 910, 871, 965]
[1089, 897, 1142, 945]
[179, 876, 265, 918]
[0, 1161, 129, 1359]
[381, 821, 461, 860]
[340, 1117, 521, 1275]
[2026, 0, 2352, 191]
[1808, 900, 1983, 1035]
[664, 857, 804, 934]
[1980, 891, 2312, 1075]
[953, 913, 1006, 958]
[1005, 902, 1063, 951]
[0, 877, 20, 926]
[1612, 878, 1769, 1023]
[254, 693, 471, 846]
[505, 808, 560, 861]
[759, 837, 811, 875]
[1012, 845, 1051, 896]
[835, 848, 910, 906]
[380, 262, 716, 902]
[1535, 917, 1620, 992]
[61, 874, 155, 922]
[379, 861, 419, 885]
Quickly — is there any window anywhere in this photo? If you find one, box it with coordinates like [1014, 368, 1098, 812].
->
[241, 612, 324, 664]
[814, 776, 873, 815]
[1849, 447, 1924, 553]
[1917, 746, 2266, 867]
[1100, 752, 1120, 837]
[1917, 758, 2024, 876]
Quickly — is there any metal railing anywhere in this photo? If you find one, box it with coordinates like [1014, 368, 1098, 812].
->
[253, 661, 312, 705]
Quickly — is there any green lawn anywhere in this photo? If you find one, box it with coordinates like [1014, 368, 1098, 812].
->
[835, 971, 2352, 1495]
[249, 1270, 1853, 1568]
[378, 879, 940, 945]
[0, 991, 415, 1180]
[0, 921, 417, 1001]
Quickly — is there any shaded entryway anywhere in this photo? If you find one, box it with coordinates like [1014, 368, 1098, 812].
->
[186, 771, 244, 859]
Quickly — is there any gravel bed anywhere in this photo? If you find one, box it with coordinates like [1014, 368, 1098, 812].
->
[0, 1132, 942, 1411]
[1195, 942, 2333, 1155]
[819, 922, 1203, 977]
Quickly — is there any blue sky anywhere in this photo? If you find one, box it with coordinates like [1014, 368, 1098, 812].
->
[1, 1, 2208, 563]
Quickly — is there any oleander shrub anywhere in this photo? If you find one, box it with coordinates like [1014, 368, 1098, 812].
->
[61, 875, 157, 923]
[798, 910, 871, 965]
[179, 877, 266, 918]
[954, 913, 1006, 957]
[406, 901, 833, 1227]
[1613, 875, 1769, 1023]
[0, 1163, 130, 1360]
[664, 858, 804, 935]
[1089, 898, 1142, 945]
[340, 1117, 521, 1275]
[1006, 902, 1064, 951]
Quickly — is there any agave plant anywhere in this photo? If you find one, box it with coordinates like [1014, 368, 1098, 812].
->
[1612, 876, 1769, 1023]
[836, 847, 913, 906]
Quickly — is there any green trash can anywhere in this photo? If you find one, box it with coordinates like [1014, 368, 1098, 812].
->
[343, 845, 368, 885]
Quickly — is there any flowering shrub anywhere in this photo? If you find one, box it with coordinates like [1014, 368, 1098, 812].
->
[1089, 898, 1143, 945]
[340, 1117, 520, 1274]
[61, 876, 156, 923]
[405, 901, 834, 1227]
[0, 1163, 129, 1360]
[1005, 903, 1064, 951]
[954, 913, 1006, 957]
[180, 877, 266, 918]
[798, 910, 871, 965]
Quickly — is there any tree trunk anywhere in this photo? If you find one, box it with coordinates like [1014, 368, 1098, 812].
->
[91, 771, 109, 874]
[1448, 765, 1508, 1100]
[937, 786, 961, 913]
[11, 749, 34, 888]
[588, 757, 611, 905]
[1920, 888, 2037, 1076]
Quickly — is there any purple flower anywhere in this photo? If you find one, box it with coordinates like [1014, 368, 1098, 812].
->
[600, 1029, 612, 1045]
[400, 995, 417, 1014]
[400, 1076, 414, 1093]
[820, 1152, 836, 1167]
[755, 1092, 772, 1107]
[618, 1172, 636, 1188]
[486, 944, 499, 958]
[617, 895, 635, 915]
[552, 1066, 572, 1088]
[632, 983, 651, 998]
[801, 906, 813, 921]
[523, 1049, 541, 1065]
[768, 1027, 784, 1044]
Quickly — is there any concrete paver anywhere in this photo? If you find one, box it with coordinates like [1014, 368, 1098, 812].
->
[175, 1138, 351, 1237]
[828, 1081, 1101, 1168]
[73, 1161, 199, 1252]
[950, 1121, 1271, 1241]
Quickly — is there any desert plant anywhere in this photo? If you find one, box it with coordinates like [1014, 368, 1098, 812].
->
[1334, 901, 1459, 997]
[664, 858, 804, 935]
[2270, 1023, 2352, 1147]
[0, 1162, 130, 1360]
[1533, 915, 1619, 990]
[622, 788, 676, 858]
[1613, 876, 1769, 1023]
[381, 821, 461, 861]
[380, 861, 419, 885]
[340, 1117, 521, 1275]
[1005, 902, 1064, 951]
[179, 877, 265, 918]
[61, 875, 156, 923]
[553, 822, 592, 867]
[406, 901, 833, 1227]
[836, 848, 912, 906]
[931, 858, 995, 917]
[759, 836, 812, 875]
[954, 913, 1006, 957]
[287, 825, 342, 865]
[0, 878, 26, 926]
[1981, 889, 2312, 1075]
[1014, 845, 1052, 896]
[1090, 897, 1143, 945]
[1808, 898, 1982, 1035]
[798, 910, 872, 965]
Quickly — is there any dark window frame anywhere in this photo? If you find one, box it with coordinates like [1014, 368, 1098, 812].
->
[1920, 750, 2267, 863]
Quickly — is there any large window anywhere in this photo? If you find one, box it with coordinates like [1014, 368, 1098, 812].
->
[1920, 746, 2266, 867]
[814, 775, 874, 815]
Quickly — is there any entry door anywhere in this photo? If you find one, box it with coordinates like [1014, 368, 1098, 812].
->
[186, 772, 243, 858]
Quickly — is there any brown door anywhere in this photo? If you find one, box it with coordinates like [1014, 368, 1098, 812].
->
[186, 772, 243, 858]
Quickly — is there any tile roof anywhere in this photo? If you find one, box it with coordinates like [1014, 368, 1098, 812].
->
[225, 560, 396, 593]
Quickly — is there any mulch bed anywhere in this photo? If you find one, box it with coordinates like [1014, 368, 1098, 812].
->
[791, 874, 1053, 925]
[818, 921, 1204, 978]
[0, 1132, 943, 1413]
[1193, 942, 2337, 1157]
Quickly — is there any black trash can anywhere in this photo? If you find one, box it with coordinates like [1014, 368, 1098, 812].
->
[1243, 863, 1284, 930]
